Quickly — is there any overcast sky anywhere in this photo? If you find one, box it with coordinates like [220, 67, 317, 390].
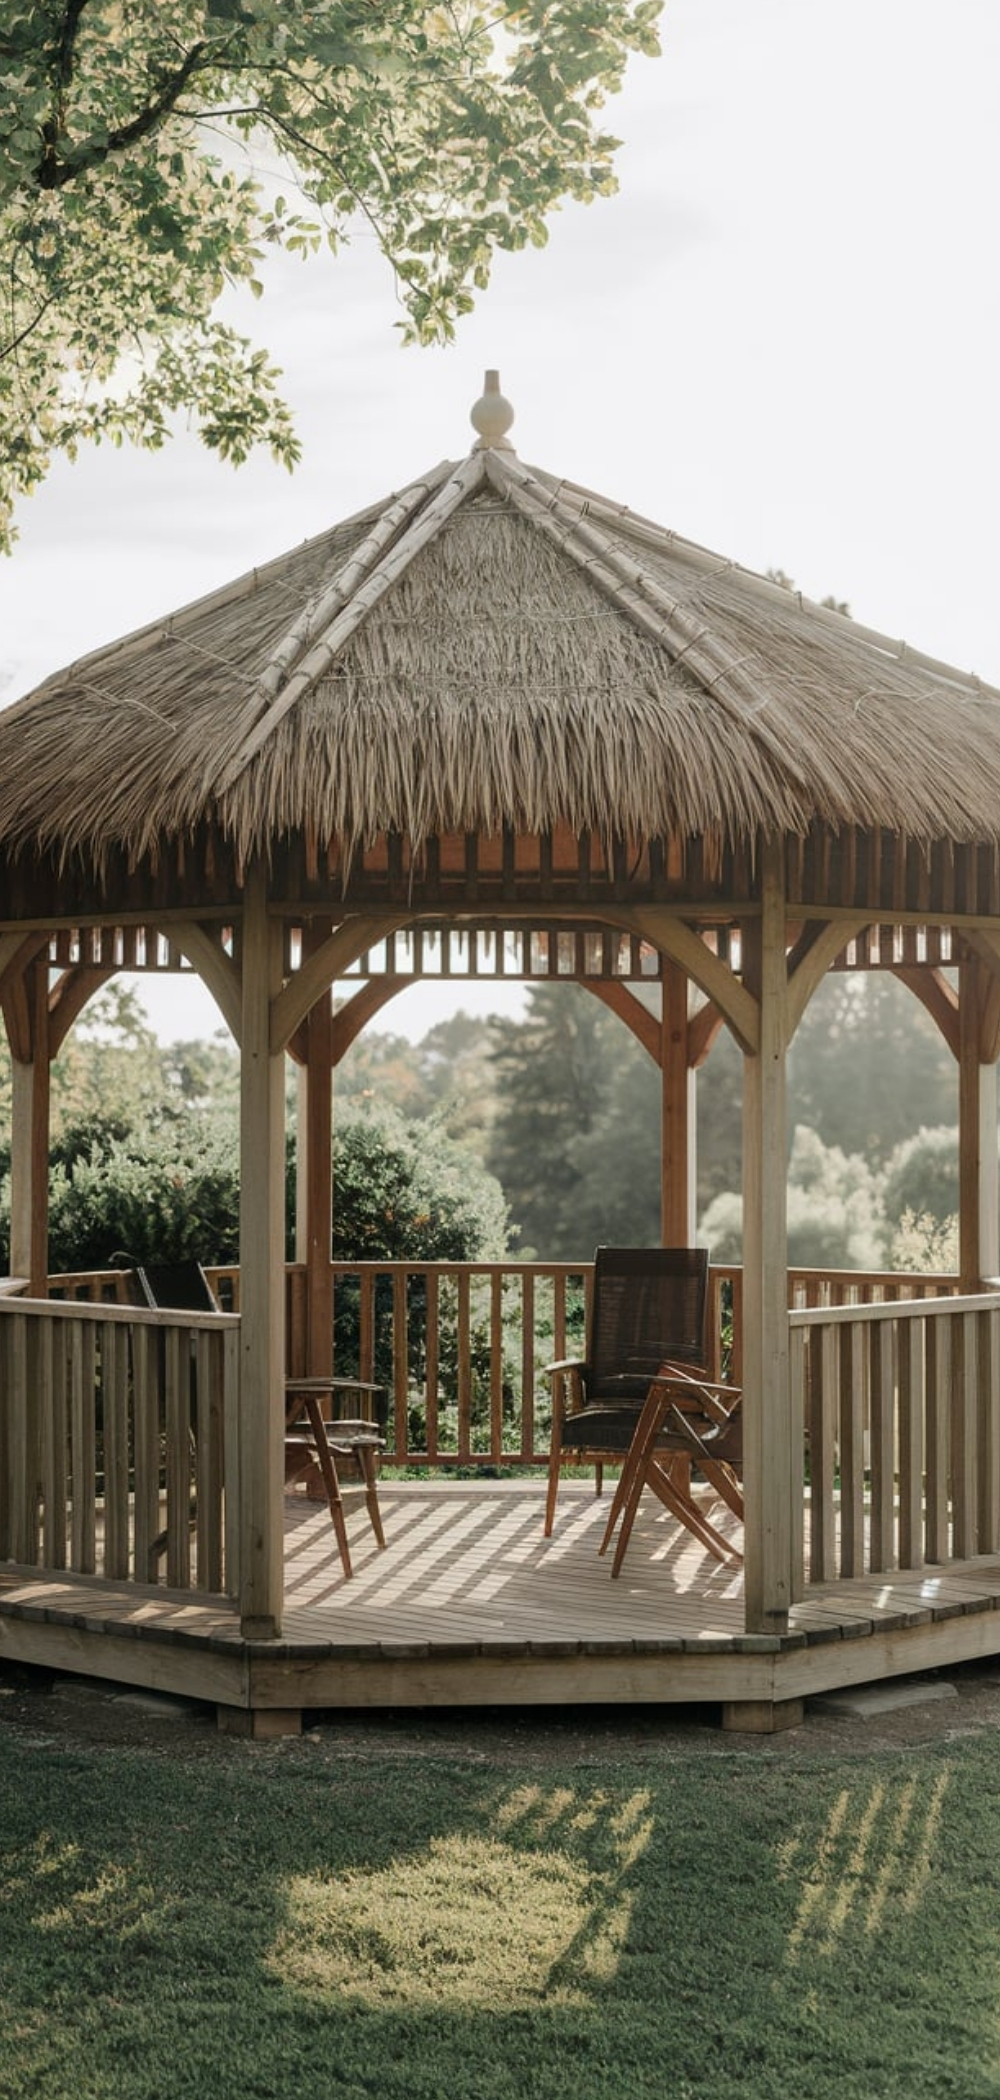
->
[2, 0, 998, 1038]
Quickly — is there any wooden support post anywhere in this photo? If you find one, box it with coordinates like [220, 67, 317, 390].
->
[959, 958, 1000, 1287]
[660, 962, 695, 1245]
[303, 955, 334, 1379]
[741, 840, 795, 1634]
[9, 957, 51, 1294]
[238, 860, 286, 1640]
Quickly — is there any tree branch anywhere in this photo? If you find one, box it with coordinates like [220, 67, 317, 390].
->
[38, 37, 214, 188]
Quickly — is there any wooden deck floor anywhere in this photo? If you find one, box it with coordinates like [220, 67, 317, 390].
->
[5, 1480, 1000, 1732]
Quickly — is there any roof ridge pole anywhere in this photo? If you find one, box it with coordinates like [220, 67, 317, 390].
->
[483, 452, 806, 787]
[215, 452, 489, 795]
[237, 855, 286, 1638]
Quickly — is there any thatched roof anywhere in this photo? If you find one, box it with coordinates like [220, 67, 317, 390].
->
[3, 400, 1000, 871]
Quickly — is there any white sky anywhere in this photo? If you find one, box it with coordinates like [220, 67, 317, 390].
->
[3, 0, 999, 1042]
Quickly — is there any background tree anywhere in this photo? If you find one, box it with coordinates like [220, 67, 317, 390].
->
[0, 0, 660, 548]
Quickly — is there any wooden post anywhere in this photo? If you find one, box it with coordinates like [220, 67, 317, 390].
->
[9, 957, 51, 1294]
[959, 957, 1000, 1287]
[660, 963, 695, 1245]
[302, 960, 334, 1378]
[238, 860, 286, 1639]
[741, 839, 794, 1633]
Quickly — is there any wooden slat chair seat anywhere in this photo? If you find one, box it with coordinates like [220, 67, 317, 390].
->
[544, 1246, 711, 1536]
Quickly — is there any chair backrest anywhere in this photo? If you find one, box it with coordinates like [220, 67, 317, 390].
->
[131, 1260, 219, 1314]
[588, 1246, 708, 1396]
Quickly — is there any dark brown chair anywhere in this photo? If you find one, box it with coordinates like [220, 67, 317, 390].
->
[544, 1246, 710, 1536]
[599, 1363, 744, 1573]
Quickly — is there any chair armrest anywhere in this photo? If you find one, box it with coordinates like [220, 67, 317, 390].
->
[647, 1363, 741, 1427]
[544, 1357, 586, 1377]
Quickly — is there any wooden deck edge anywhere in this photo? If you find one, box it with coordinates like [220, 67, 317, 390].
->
[4, 1568, 1000, 1719]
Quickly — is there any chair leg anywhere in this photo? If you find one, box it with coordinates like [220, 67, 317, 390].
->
[700, 1458, 745, 1522]
[605, 1389, 668, 1572]
[634, 1459, 744, 1567]
[357, 1444, 386, 1549]
[301, 1397, 353, 1579]
[543, 1424, 563, 1536]
[598, 1464, 634, 1555]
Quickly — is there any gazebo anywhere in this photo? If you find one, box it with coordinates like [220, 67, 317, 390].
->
[2, 373, 1000, 1734]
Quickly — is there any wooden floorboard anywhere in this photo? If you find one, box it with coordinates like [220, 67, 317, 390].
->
[7, 1481, 1000, 1716]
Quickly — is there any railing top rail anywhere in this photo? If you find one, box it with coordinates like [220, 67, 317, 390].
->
[0, 1295, 238, 1331]
[789, 1291, 1000, 1329]
[324, 1259, 594, 1279]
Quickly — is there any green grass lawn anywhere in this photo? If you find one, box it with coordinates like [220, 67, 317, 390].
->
[2, 1689, 1000, 2100]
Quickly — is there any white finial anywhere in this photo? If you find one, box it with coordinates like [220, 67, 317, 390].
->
[470, 369, 515, 452]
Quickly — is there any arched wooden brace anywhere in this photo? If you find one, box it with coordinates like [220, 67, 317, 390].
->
[893, 948, 999, 1289]
[168, 923, 242, 1045]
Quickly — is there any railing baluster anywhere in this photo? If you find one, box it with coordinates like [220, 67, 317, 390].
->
[132, 1321, 161, 1580]
[521, 1269, 536, 1464]
[490, 1271, 504, 1464]
[70, 1321, 97, 1574]
[456, 1271, 472, 1462]
[102, 1318, 131, 1580]
[868, 1318, 896, 1570]
[977, 1307, 1000, 1555]
[40, 1316, 66, 1569]
[952, 1313, 977, 1557]
[898, 1315, 925, 1570]
[392, 1270, 409, 1456]
[839, 1321, 866, 1578]
[424, 1269, 439, 1464]
[196, 1328, 225, 1593]
[925, 1316, 951, 1563]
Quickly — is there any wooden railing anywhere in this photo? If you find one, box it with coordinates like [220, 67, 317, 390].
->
[40, 1257, 993, 1602]
[790, 1290, 1000, 1586]
[0, 1295, 239, 1593]
[49, 1259, 959, 1477]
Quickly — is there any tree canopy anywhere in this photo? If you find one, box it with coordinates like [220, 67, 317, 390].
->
[0, 0, 660, 549]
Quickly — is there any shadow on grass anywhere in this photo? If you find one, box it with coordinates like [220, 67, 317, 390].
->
[2, 1725, 1000, 2100]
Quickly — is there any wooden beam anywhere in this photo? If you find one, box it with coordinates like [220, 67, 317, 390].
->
[582, 980, 661, 1061]
[786, 918, 869, 1038]
[9, 958, 51, 1294]
[237, 861, 286, 1639]
[741, 840, 795, 1633]
[302, 937, 334, 1379]
[687, 999, 724, 1071]
[47, 967, 115, 1057]
[889, 965, 960, 1060]
[331, 978, 410, 1063]
[959, 957, 1000, 1288]
[660, 963, 694, 1244]
[603, 906, 759, 1054]
[170, 922, 242, 1044]
[271, 915, 407, 1052]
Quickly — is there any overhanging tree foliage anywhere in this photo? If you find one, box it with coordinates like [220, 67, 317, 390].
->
[0, 0, 660, 549]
